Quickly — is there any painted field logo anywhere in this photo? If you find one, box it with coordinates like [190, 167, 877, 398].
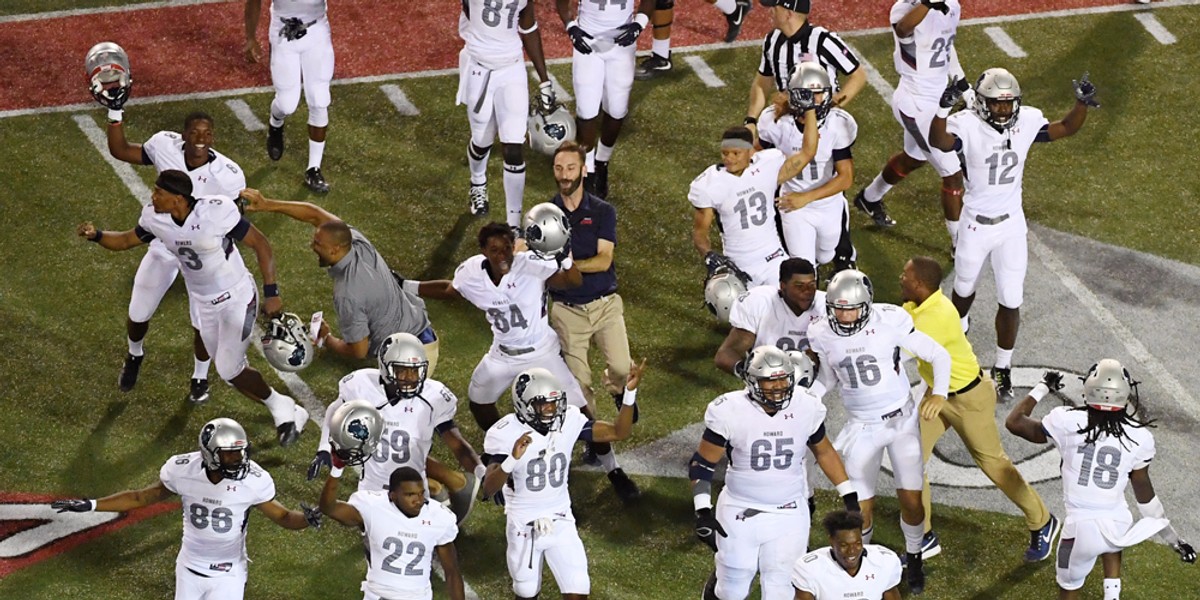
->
[0, 492, 177, 577]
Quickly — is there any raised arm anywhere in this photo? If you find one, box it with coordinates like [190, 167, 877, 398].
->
[546, 259, 583, 290]
[105, 117, 146, 165]
[588, 359, 646, 443]
[317, 471, 363, 527]
[239, 189, 340, 227]
[776, 109, 819, 184]
[1004, 371, 1061, 443]
[76, 221, 150, 251]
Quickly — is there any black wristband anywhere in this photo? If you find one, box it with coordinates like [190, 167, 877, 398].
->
[263, 283, 279, 298]
[743, 116, 758, 126]
[89, 230, 104, 243]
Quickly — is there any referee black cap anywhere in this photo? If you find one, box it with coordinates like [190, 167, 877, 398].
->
[759, 0, 810, 13]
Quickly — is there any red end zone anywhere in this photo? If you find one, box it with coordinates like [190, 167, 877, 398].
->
[4, 0, 1135, 113]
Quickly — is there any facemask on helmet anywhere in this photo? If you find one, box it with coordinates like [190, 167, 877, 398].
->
[825, 269, 874, 337]
[329, 399, 385, 466]
[377, 332, 429, 403]
[973, 67, 1022, 132]
[705, 267, 749, 324]
[511, 368, 567, 435]
[523, 202, 572, 259]
[785, 349, 816, 389]
[743, 345, 796, 411]
[528, 104, 577, 156]
[85, 42, 132, 110]
[261, 313, 314, 372]
[199, 418, 250, 481]
[787, 61, 834, 127]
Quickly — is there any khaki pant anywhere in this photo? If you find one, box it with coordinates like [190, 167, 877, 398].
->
[424, 338, 440, 378]
[549, 293, 631, 411]
[920, 373, 1049, 531]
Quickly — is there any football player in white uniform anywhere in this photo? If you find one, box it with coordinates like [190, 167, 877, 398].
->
[691, 345, 857, 600]
[854, 0, 968, 237]
[716, 258, 824, 374]
[51, 418, 321, 600]
[691, 110, 819, 288]
[481, 364, 644, 600]
[103, 110, 246, 404]
[930, 68, 1098, 402]
[792, 510, 903, 600]
[807, 269, 951, 594]
[459, 0, 555, 226]
[759, 62, 858, 272]
[244, 0, 335, 193]
[77, 171, 309, 446]
[321, 465, 466, 600]
[556, 0, 652, 199]
[309, 332, 484, 523]
[1006, 362, 1196, 600]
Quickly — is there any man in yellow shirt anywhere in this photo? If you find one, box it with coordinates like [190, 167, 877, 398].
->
[900, 256, 1058, 563]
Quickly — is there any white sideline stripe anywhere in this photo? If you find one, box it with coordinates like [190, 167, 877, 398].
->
[1134, 12, 1178, 44]
[250, 325, 325, 426]
[983, 26, 1028, 58]
[845, 45, 894, 104]
[1028, 233, 1200, 424]
[71, 114, 152, 205]
[224, 99, 266, 131]
[529, 69, 573, 102]
[682, 55, 725, 88]
[380, 84, 420, 116]
[0, 0, 227, 23]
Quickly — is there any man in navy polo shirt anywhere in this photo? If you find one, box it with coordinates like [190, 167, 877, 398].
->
[547, 141, 641, 504]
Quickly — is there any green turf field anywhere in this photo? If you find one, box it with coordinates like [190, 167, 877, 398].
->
[2, 5, 1199, 598]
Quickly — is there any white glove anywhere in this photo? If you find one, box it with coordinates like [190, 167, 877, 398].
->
[962, 87, 977, 110]
[533, 517, 555, 536]
[537, 81, 556, 113]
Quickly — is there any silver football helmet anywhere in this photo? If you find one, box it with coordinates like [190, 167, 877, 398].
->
[511, 368, 567, 435]
[378, 332, 429, 403]
[785, 349, 816, 389]
[85, 42, 132, 110]
[1082, 358, 1138, 412]
[704, 267, 748, 324]
[524, 202, 571, 259]
[743, 345, 796, 411]
[198, 418, 250, 481]
[787, 61, 834, 126]
[825, 269, 874, 337]
[261, 313, 314, 372]
[974, 67, 1022, 131]
[528, 104, 577, 156]
[328, 399, 385, 466]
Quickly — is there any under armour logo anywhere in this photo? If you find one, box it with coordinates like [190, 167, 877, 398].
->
[404, 406, 414, 413]
[863, 329, 876, 335]
[191, 224, 201, 230]
[422, 520, 431, 526]
[197, 175, 207, 183]
[507, 282, 517, 289]
[783, 414, 794, 419]
[865, 574, 875, 580]
[226, 485, 237, 492]
[967, 224, 978, 231]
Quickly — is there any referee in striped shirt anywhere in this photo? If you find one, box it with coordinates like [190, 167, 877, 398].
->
[745, 0, 867, 140]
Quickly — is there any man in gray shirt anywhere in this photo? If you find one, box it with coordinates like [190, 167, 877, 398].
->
[239, 190, 438, 369]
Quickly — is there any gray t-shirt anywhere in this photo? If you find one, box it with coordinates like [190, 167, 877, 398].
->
[328, 228, 431, 356]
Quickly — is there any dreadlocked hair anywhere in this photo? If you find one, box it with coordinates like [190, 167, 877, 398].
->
[1073, 391, 1156, 449]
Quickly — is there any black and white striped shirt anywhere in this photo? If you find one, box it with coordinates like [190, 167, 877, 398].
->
[758, 22, 860, 92]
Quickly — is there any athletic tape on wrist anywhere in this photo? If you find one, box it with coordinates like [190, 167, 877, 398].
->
[1029, 383, 1050, 403]
[501, 456, 519, 474]
[622, 388, 638, 406]
[693, 493, 712, 512]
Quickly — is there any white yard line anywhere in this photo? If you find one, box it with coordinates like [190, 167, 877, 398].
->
[71, 114, 152, 205]
[845, 46, 894, 104]
[250, 325, 325, 426]
[983, 26, 1028, 57]
[224, 99, 266, 131]
[1133, 12, 1178, 44]
[0, 0, 227, 23]
[530, 69, 573, 102]
[380, 84, 421, 116]
[682, 55, 726, 88]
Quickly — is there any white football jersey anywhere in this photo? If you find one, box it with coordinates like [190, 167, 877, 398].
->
[577, 0, 636, 37]
[270, 0, 327, 22]
[137, 196, 251, 298]
[705, 388, 827, 510]
[349, 491, 458, 600]
[319, 369, 459, 492]
[808, 304, 916, 420]
[729, 286, 826, 354]
[792, 544, 903, 599]
[463, 0, 530, 69]
[756, 107, 857, 204]
[890, 0, 962, 97]
[689, 149, 788, 266]
[483, 406, 591, 526]
[143, 131, 246, 199]
[947, 106, 1049, 217]
[158, 452, 275, 577]
[1042, 406, 1156, 517]
[452, 252, 558, 349]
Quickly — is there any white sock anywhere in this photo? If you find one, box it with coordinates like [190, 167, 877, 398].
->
[652, 37, 670, 59]
[127, 338, 144, 357]
[861, 524, 874, 544]
[994, 347, 1014, 369]
[308, 140, 325, 170]
[946, 219, 959, 248]
[503, 162, 526, 228]
[1103, 578, 1121, 600]
[192, 358, 210, 380]
[596, 142, 614, 162]
[586, 149, 596, 172]
[596, 447, 620, 472]
[961, 315, 970, 333]
[864, 174, 893, 203]
[262, 388, 297, 427]
[714, 0, 736, 14]
[901, 519, 925, 554]
[468, 143, 489, 186]
[268, 103, 286, 128]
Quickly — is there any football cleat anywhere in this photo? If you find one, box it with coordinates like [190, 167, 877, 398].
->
[118, 353, 144, 392]
[724, 0, 751, 43]
[469, 183, 489, 216]
[267, 124, 284, 161]
[277, 404, 309, 447]
[634, 54, 672, 81]
[305, 167, 330, 194]
[853, 190, 897, 228]
[607, 467, 641, 504]
[992, 366, 1014, 403]
[901, 531, 942, 565]
[448, 471, 481, 525]
[188, 378, 210, 404]
[586, 160, 610, 199]
[906, 552, 925, 594]
[1025, 514, 1061, 562]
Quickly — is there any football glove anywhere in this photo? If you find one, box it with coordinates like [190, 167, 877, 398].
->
[695, 508, 727, 552]
[566, 22, 594, 54]
[703, 250, 735, 277]
[51, 499, 94, 513]
[613, 21, 644, 47]
[789, 88, 816, 112]
[940, 78, 966, 109]
[1073, 71, 1100, 108]
[842, 491, 861, 513]
[921, 0, 949, 14]
[300, 502, 323, 529]
[1041, 370, 1065, 392]
[90, 80, 131, 111]
[537, 80, 557, 114]
[306, 450, 331, 481]
[1175, 540, 1197, 563]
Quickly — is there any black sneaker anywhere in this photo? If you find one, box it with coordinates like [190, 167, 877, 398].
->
[589, 160, 610, 199]
[612, 391, 639, 423]
[469, 183, 489, 216]
[277, 405, 309, 447]
[634, 54, 672, 81]
[992, 366, 1014, 403]
[267, 124, 284, 161]
[305, 167, 330, 194]
[118, 353, 143, 392]
[724, 0, 751, 43]
[188, 378, 210, 404]
[906, 552, 926, 595]
[853, 190, 897, 228]
[607, 468, 641, 504]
